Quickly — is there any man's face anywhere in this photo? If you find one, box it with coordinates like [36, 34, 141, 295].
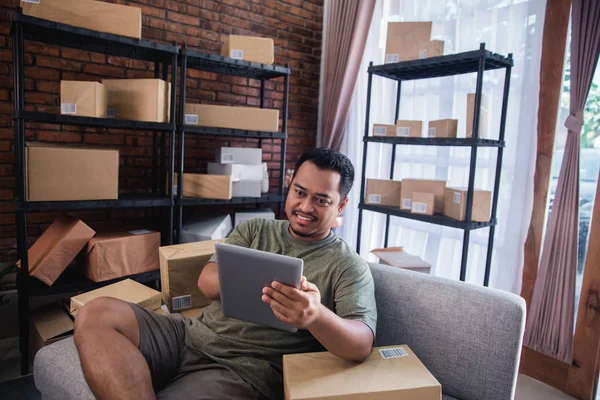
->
[285, 161, 348, 241]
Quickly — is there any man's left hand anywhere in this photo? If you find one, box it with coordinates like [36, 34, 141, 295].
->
[262, 276, 322, 329]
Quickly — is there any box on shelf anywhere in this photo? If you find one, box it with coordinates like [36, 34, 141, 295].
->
[372, 124, 397, 137]
[234, 209, 275, 227]
[365, 179, 402, 207]
[385, 22, 432, 63]
[283, 345, 441, 400]
[232, 180, 262, 198]
[215, 147, 263, 165]
[181, 215, 232, 244]
[221, 34, 274, 65]
[411, 192, 434, 216]
[419, 40, 444, 58]
[466, 93, 489, 138]
[396, 120, 423, 138]
[443, 187, 491, 222]
[60, 81, 106, 118]
[31, 305, 74, 359]
[83, 230, 160, 283]
[159, 240, 222, 312]
[207, 162, 264, 182]
[26, 142, 119, 201]
[400, 179, 446, 213]
[185, 104, 279, 132]
[70, 279, 161, 316]
[102, 79, 171, 123]
[21, 0, 142, 39]
[371, 247, 432, 274]
[17, 216, 95, 286]
[173, 173, 232, 200]
[427, 119, 458, 138]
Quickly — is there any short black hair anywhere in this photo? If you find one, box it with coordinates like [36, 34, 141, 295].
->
[292, 147, 355, 200]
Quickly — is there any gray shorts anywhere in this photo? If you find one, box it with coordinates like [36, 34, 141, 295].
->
[129, 303, 264, 400]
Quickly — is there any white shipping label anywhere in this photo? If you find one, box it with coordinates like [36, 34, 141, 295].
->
[22, 0, 40, 3]
[221, 153, 235, 164]
[412, 202, 427, 214]
[380, 347, 409, 359]
[396, 127, 410, 137]
[61, 103, 77, 115]
[402, 198, 412, 209]
[385, 54, 399, 64]
[374, 126, 387, 136]
[231, 49, 244, 60]
[172, 295, 192, 311]
[185, 114, 199, 125]
[428, 127, 436, 137]
[107, 107, 115, 118]
[454, 192, 461, 204]
[368, 194, 382, 204]
[419, 49, 428, 59]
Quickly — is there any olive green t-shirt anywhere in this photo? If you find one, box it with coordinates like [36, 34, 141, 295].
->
[184, 218, 377, 400]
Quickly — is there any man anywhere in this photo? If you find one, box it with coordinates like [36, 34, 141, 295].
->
[74, 147, 377, 400]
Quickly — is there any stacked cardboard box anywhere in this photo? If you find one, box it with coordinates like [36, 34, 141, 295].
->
[400, 179, 446, 213]
[221, 35, 275, 65]
[364, 179, 402, 207]
[181, 215, 233, 244]
[209, 147, 264, 198]
[60, 81, 107, 118]
[385, 22, 445, 63]
[372, 121, 423, 138]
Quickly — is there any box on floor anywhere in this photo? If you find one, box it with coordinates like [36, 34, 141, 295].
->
[371, 247, 431, 274]
[221, 34, 274, 65]
[181, 215, 232, 243]
[103, 79, 171, 123]
[443, 187, 491, 222]
[60, 81, 106, 118]
[365, 179, 402, 207]
[400, 179, 446, 213]
[185, 104, 279, 133]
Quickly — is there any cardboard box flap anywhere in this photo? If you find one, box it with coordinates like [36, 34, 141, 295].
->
[70, 279, 161, 315]
[371, 248, 431, 269]
[31, 306, 74, 341]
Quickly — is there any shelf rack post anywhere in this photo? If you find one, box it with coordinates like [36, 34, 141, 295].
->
[278, 65, 290, 219]
[167, 48, 178, 246]
[384, 81, 402, 247]
[175, 45, 187, 244]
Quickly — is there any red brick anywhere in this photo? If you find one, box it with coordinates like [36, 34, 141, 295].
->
[232, 85, 260, 97]
[167, 11, 199, 26]
[24, 67, 60, 81]
[216, 92, 246, 105]
[0, 89, 8, 101]
[36, 81, 60, 94]
[187, 5, 201, 17]
[91, 54, 107, 64]
[36, 56, 82, 71]
[220, 15, 251, 29]
[279, 12, 305, 27]
[199, 80, 230, 92]
[26, 43, 60, 57]
[219, 0, 251, 10]
[186, 27, 219, 41]
[36, 131, 82, 143]
[27, 92, 58, 105]
[107, 56, 151, 70]
[84, 134, 124, 146]
[83, 63, 126, 77]
[137, 4, 166, 18]
[61, 48, 90, 62]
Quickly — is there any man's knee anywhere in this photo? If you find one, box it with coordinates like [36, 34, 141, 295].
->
[74, 297, 134, 340]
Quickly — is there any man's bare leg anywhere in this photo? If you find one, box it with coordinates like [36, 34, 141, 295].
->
[74, 297, 156, 400]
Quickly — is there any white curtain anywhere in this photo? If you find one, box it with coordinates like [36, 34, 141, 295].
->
[338, 0, 546, 293]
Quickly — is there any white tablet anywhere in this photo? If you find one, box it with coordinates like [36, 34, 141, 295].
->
[216, 242, 304, 332]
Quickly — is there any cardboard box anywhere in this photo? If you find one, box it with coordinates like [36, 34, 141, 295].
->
[83, 230, 160, 283]
[159, 240, 222, 312]
[60, 81, 106, 118]
[21, 0, 142, 39]
[174, 173, 232, 200]
[365, 179, 402, 207]
[411, 192, 434, 216]
[385, 22, 432, 63]
[26, 142, 119, 201]
[181, 215, 232, 244]
[18, 216, 95, 286]
[400, 179, 446, 213]
[443, 187, 491, 222]
[427, 119, 458, 138]
[466, 93, 489, 138]
[185, 104, 279, 132]
[207, 162, 264, 182]
[215, 147, 263, 165]
[70, 279, 161, 316]
[102, 79, 171, 123]
[234, 208, 275, 227]
[396, 120, 423, 138]
[419, 40, 444, 58]
[372, 124, 397, 137]
[283, 345, 441, 400]
[232, 180, 262, 198]
[31, 305, 74, 358]
[371, 248, 431, 274]
[221, 34, 274, 65]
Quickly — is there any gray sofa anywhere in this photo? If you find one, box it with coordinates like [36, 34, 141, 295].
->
[34, 263, 526, 400]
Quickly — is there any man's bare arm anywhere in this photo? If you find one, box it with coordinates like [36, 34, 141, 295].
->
[198, 261, 220, 300]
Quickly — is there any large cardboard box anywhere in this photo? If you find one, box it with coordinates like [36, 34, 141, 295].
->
[400, 179, 446, 213]
[443, 187, 491, 222]
[365, 179, 402, 207]
[21, 0, 142, 39]
[466, 93, 489, 138]
[372, 124, 397, 137]
[185, 104, 279, 132]
[18, 216, 95, 286]
[181, 215, 232, 244]
[232, 180, 262, 198]
[419, 40, 444, 58]
[103, 79, 171, 123]
[283, 345, 441, 400]
[396, 120, 423, 138]
[411, 192, 434, 216]
[159, 240, 222, 312]
[234, 208, 275, 227]
[207, 162, 264, 182]
[70, 279, 161, 316]
[83, 230, 160, 283]
[60, 81, 106, 118]
[385, 22, 432, 63]
[427, 119, 458, 138]
[221, 35, 275, 65]
[26, 142, 119, 201]
[174, 173, 232, 200]
[31, 305, 74, 358]
[371, 248, 431, 274]
[215, 147, 263, 165]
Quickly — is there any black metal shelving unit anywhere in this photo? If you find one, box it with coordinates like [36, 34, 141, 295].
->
[175, 45, 290, 243]
[356, 43, 513, 286]
[11, 9, 179, 374]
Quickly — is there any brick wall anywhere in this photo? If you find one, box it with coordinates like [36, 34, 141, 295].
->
[0, 0, 323, 264]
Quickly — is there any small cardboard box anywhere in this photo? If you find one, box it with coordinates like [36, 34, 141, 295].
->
[411, 192, 434, 216]
[207, 162, 264, 181]
[443, 187, 492, 222]
[365, 179, 402, 207]
[396, 120, 423, 138]
[400, 179, 446, 213]
[159, 240, 222, 312]
[21, 0, 142, 39]
[174, 173, 232, 200]
[18, 216, 95, 286]
[26, 142, 119, 201]
[371, 248, 431, 274]
[83, 230, 160, 283]
[185, 104, 279, 132]
[385, 22, 432, 63]
[31, 305, 74, 358]
[70, 279, 161, 316]
[234, 208, 275, 227]
[102, 79, 171, 123]
[427, 119, 458, 138]
[181, 215, 232, 244]
[372, 124, 397, 137]
[221, 34, 274, 65]
[232, 180, 262, 198]
[419, 40, 444, 58]
[466, 93, 489, 138]
[215, 147, 263, 165]
[283, 345, 441, 400]
[60, 81, 106, 118]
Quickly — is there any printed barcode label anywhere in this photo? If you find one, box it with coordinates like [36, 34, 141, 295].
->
[428, 127, 436, 137]
[454, 192, 461, 203]
[385, 54, 399, 64]
[172, 295, 191, 311]
[380, 347, 408, 359]
[368, 194, 382, 204]
[129, 229, 153, 235]
[185, 114, 199, 125]
[22, 0, 40, 3]
[61, 103, 76, 114]
[231, 49, 244, 60]
[107, 108, 115, 118]
[396, 127, 410, 137]
[374, 126, 387, 136]
[402, 198, 412, 209]
[412, 202, 427, 214]
[419, 49, 428, 59]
